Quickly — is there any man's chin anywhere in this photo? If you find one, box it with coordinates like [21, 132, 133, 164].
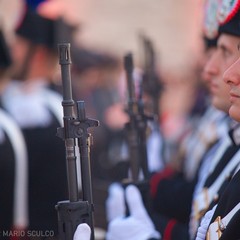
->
[229, 105, 240, 122]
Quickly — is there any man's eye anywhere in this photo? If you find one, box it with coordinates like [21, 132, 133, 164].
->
[238, 44, 240, 51]
[218, 45, 231, 57]
[237, 44, 240, 55]
[222, 49, 231, 57]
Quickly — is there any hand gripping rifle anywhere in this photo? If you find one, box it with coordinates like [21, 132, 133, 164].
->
[55, 43, 99, 240]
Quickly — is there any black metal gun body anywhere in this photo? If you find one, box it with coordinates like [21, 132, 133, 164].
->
[141, 35, 163, 120]
[56, 43, 99, 240]
[123, 53, 152, 183]
[140, 35, 167, 168]
[123, 53, 154, 216]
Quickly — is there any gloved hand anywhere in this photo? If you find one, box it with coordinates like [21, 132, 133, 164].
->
[106, 183, 126, 222]
[73, 223, 91, 240]
[106, 185, 161, 240]
[195, 204, 217, 240]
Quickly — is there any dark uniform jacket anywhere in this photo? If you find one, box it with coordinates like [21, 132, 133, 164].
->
[150, 122, 240, 240]
[207, 168, 240, 239]
[0, 108, 28, 238]
[0, 115, 15, 232]
[206, 123, 240, 240]
[0, 81, 68, 238]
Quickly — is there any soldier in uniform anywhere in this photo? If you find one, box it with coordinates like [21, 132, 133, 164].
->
[66, 0, 240, 239]
[0, 0, 73, 238]
[0, 28, 29, 238]
[146, 0, 240, 238]
[67, 0, 240, 239]
[104, 0, 240, 240]
[195, 1, 240, 239]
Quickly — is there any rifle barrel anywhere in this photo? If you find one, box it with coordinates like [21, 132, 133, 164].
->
[58, 43, 78, 202]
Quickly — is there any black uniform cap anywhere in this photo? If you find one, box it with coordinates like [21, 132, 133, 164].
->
[16, 8, 55, 49]
[219, 11, 240, 37]
[71, 47, 119, 74]
[202, 0, 220, 49]
[218, 2, 240, 37]
[15, 1, 76, 51]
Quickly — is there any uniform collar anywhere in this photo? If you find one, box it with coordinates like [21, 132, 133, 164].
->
[229, 122, 240, 146]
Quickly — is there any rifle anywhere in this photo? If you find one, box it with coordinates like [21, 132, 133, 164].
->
[139, 34, 167, 168]
[123, 53, 154, 215]
[55, 43, 99, 240]
[140, 34, 163, 120]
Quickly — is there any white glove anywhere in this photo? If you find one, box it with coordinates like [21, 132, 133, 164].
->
[195, 205, 217, 240]
[106, 183, 126, 222]
[106, 185, 161, 240]
[73, 223, 91, 240]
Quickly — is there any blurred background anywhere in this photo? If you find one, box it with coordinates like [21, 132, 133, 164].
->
[1, 0, 203, 69]
[0, 0, 206, 138]
[0, 0, 206, 237]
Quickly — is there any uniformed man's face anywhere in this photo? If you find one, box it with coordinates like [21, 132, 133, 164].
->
[201, 47, 217, 89]
[223, 45, 240, 122]
[203, 34, 240, 113]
